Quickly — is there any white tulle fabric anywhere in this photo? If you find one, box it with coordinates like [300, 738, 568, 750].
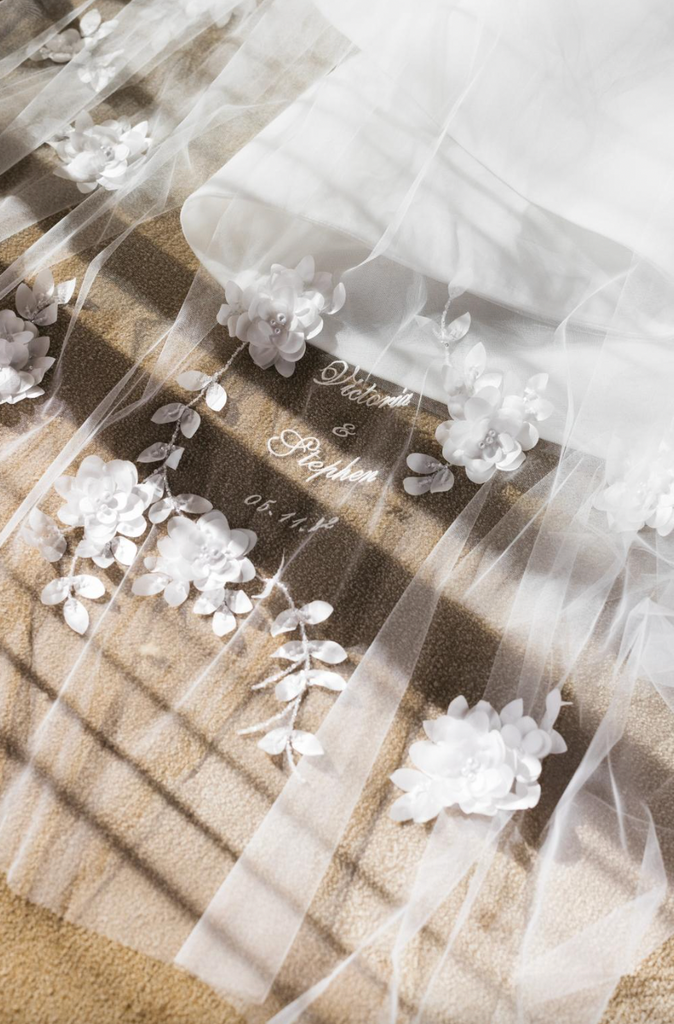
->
[0, 2, 673, 1023]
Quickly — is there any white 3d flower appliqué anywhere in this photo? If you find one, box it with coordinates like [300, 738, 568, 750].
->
[32, 9, 116, 63]
[55, 456, 152, 560]
[24, 456, 151, 634]
[217, 256, 346, 377]
[404, 290, 553, 494]
[49, 113, 150, 194]
[390, 691, 567, 822]
[0, 310, 54, 406]
[15, 269, 76, 328]
[594, 434, 674, 537]
[132, 511, 257, 631]
[239, 594, 348, 773]
[0, 271, 75, 405]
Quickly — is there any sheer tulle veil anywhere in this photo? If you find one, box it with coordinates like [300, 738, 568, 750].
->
[1, 1, 674, 1021]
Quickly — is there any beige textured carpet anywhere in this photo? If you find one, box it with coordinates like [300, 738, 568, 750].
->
[1, 26, 673, 1023]
[0, 870, 671, 1024]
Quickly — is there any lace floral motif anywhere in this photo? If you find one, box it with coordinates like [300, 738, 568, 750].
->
[390, 692, 567, 822]
[217, 256, 346, 377]
[239, 591, 348, 773]
[404, 290, 553, 493]
[49, 113, 150, 194]
[0, 271, 75, 405]
[594, 435, 674, 536]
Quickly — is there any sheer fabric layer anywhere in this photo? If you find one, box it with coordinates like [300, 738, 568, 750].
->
[0, 2, 673, 1024]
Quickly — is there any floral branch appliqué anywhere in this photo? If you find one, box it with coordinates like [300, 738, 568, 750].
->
[239, 592, 349, 773]
[404, 288, 553, 495]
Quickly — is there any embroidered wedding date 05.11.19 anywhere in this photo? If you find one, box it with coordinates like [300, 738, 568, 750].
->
[243, 494, 339, 533]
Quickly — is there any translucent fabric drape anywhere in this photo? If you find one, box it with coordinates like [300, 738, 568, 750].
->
[1, 1, 673, 1022]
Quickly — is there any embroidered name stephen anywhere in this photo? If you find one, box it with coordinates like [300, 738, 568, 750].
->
[313, 360, 412, 408]
[267, 429, 379, 484]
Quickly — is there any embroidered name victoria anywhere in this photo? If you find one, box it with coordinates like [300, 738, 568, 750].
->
[267, 429, 379, 484]
[313, 360, 412, 408]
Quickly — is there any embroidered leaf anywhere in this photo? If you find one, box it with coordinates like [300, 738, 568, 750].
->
[32, 270, 55, 300]
[205, 382, 227, 411]
[165, 447, 184, 469]
[225, 589, 253, 614]
[41, 578, 70, 605]
[272, 641, 305, 661]
[72, 574, 105, 599]
[275, 673, 307, 702]
[175, 493, 212, 514]
[149, 498, 174, 523]
[299, 600, 333, 624]
[138, 472, 164, 504]
[64, 597, 88, 634]
[270, 600, 333, 636]
[193, 588, 225, 615]
[213, 608, 236, 636]
[54, 277, 77, 304]
[91, 548, 115, 569]
[79, 9, 102, 34]
[33, 303, 58, 327]
[110, 536, 137, 566]
[179, 408, 201, 439]
[15, 283, 37, 319]
[404, 475, 433, 495]
[137, 442, 169, 463]
[305, 669, 346, 691]
[270, 609, 300, 636]
[290, 730, 323, 756]
[407, 453, 443, 474]
[258, 727, 291, 755]
[151, 403, 185, 424]
[430, 468, 454, 492]
[306, 640, 347, 664]
[550, 730, 568, 754]
[444, 312, 471, 343]
[177, 370, 209, 391]
[164, 580, 189, 607]
[328, 281, 346, 315]
[132, 574, 167, 596]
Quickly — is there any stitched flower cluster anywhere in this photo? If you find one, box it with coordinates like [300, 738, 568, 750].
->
[390, 692, 567, 822]
[217, 256, 345, 377]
